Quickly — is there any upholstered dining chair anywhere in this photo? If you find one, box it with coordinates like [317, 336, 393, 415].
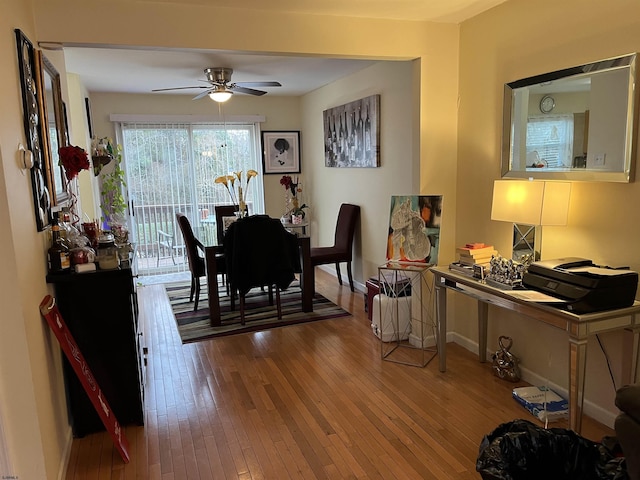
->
[176, 213, 225, 311]
[310, 203, 360, 292]
[223, 215, 298, 324]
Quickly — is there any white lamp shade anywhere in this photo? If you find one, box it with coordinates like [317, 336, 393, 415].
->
[491, 180, 571, 226]
[209, 89, 233, 102]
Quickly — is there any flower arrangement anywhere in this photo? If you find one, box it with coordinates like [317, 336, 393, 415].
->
[215, 170, 258, 217]
[58, 145, 90, 180]
[280, 175, 308, 218]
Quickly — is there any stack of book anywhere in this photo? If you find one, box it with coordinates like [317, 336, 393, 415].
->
[456, 243, 497, 266]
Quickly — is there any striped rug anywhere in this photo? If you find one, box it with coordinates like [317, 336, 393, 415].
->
[166, 281, 352, 343]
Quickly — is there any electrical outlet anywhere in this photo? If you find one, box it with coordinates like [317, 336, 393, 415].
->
[594, 153, 606, 166]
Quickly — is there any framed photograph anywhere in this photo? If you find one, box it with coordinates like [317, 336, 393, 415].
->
[323, 94, 380, 168]
[261, 131, 301, 174]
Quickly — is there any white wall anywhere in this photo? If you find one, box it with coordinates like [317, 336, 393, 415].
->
[302, 61, 418, 282]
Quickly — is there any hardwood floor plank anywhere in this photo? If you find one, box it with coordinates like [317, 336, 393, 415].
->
[64, 268, 615, 479]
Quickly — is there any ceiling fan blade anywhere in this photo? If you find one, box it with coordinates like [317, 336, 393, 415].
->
[192, 88, 215, 100]
[234, 81, 282, 88]
[152, 86, 208, 92]
[229, 85, 267, 96]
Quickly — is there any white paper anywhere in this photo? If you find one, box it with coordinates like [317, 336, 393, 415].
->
[508, 290, 567, 303]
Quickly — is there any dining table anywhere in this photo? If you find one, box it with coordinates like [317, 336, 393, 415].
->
[204, 234, 314, 327]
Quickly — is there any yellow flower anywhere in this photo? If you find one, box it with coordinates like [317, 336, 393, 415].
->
[214, 176, 229, 186]
[247, 169, 258, 179]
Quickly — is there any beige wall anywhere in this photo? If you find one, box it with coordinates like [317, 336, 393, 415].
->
[0, 2, 69, 479]
[302, 60, 418, 281]
[457, 0, 640, 424]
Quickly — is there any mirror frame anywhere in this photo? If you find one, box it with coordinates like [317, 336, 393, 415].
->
[15, 29, 50, 231]
[36, 49, 70, 206]
[502, 53, 639, 183]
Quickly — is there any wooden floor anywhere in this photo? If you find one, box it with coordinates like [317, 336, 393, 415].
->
[64, 268, 613, 479]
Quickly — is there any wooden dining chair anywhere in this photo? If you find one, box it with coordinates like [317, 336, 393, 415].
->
[176, 213, 225, 311]
[310, 203, 361, 291]
[214, 204, 239, 244]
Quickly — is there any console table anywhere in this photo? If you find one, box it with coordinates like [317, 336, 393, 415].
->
[431, 266, 640, 433]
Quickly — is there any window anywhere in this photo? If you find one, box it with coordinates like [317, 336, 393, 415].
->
[526, 115, 574, 168]
[115, 120, 264, 275]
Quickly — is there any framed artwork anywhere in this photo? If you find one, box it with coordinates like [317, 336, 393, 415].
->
[85, 97, 94, 139]
[386, 195, 443, 265]
[323, 94, 380, 168]
[261, 131, 301, 174]
[15, 29, 50, 231]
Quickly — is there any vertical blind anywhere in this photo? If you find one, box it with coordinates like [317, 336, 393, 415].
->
[115, 121, 264, 276]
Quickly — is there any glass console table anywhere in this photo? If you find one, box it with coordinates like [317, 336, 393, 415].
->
[431, 265, 640, 433]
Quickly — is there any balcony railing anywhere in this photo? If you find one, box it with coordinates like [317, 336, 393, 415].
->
[131, 202, 227, 275]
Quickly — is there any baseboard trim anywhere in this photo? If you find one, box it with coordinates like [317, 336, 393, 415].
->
[449, 332, 616, 429]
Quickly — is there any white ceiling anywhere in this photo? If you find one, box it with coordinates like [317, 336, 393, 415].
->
[59, 0, 508, 98]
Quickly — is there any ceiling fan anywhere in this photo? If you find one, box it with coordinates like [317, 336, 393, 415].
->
[152, 67, 281, 102]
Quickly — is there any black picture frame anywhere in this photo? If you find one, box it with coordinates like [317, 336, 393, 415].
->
[15, 29, 50, 231]
[261, 131, 301, 174]
[85, 97, 93, 139]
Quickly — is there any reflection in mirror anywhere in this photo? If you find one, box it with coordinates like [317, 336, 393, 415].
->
[502, 53, 638, 182]
[39, 53, 70, 205]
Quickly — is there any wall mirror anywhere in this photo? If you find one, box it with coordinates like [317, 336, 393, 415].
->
[502, 53, 638, 182]
[36, 50, 70, 206]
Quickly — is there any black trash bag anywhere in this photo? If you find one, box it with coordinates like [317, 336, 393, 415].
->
[476, 419, 628, 480]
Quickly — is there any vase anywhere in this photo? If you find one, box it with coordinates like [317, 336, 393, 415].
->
[292, 214, 303, 225]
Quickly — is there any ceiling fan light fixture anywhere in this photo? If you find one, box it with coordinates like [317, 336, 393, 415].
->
[209, 87, 233, 103]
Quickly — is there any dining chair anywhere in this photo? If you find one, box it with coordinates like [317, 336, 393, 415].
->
[214, 204, 239, 244]
[310, 203, 360, 291]
[223, 215, 298, 324]
[156, 229, 183, 266]
[176, 213, 225, 311]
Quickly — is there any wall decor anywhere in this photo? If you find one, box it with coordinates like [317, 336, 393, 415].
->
[36, 49, 70, 206]
[15, 29, 50, 231]
[261, 131, 301, 174]
[502, 53, 638, 182]
[386, 195, 443, 265]
[323, 94, 380, 168]
[85, 97, 94, 139]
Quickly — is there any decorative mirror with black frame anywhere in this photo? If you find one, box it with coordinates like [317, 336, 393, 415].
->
[15, 29, 50, 231]
[502, 53, 639, 182]
[15, 30, 70, 231]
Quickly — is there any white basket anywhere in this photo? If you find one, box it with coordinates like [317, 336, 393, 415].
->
[371, 294, 411, 342]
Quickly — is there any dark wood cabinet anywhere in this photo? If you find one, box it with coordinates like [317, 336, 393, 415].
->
[47, 267, 144, 437]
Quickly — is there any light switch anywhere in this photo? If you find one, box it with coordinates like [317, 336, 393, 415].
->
[594, 153, 606, 166]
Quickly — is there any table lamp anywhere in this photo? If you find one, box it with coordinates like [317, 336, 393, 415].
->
[491, 179, 571, 261]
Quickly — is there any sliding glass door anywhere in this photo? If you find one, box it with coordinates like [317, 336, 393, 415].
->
[117, 121, 264, 276]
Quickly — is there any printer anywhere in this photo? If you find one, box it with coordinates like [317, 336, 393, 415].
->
[522, 258, 638, 313]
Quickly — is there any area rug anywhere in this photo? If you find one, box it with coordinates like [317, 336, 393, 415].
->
[166, 281, 351, 343]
